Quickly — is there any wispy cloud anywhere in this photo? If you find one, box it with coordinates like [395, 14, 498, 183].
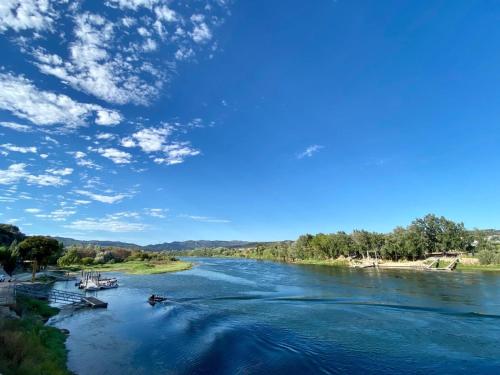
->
[74, 189, 129, 204]
[0, 121, 32, 132]
[0, 163, 70, 187]
[0, 143, 37, 154]
[297, 144, 324, 159]
[180, 214, 230, 223]
[0, 72, 121, 129]
[65, 215, 148, 232]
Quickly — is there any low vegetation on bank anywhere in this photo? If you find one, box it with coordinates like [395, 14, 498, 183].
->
[175, 214, 500, 270]
[0, 224, 191, 277]
[57, 246, 191, 274]
[0, 296, 69, 375]
[64, 259, 192, 274]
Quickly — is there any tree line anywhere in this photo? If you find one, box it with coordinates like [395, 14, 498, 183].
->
[177, 214, 499, 264]
[0, 225, 178, 280]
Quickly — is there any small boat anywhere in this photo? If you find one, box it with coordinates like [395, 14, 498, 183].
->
[148, 295, 167, 305]
[84, 281, 100, 291]
[99, 278, 119, 289]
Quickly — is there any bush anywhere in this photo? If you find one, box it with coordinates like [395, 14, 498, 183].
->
[0, 318, 69, 375]
[14, 296, 60, 320]
[57, 248, 80, 267]
[477, 250, 498, 265]
[80, 257, 94, 266]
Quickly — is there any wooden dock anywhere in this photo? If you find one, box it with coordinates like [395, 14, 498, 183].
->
[15, 284, 108, 309]
[82, 296, 108, 308]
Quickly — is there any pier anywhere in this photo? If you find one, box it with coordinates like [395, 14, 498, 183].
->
[15, 284, 108, 308]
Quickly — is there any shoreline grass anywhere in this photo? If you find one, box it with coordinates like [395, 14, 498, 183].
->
[0, 297, 69, 375]
[63, 259, 192, 275]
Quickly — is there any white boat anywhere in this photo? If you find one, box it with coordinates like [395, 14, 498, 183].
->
[84, 281, 100, 291]
[99, 279, 119, 289]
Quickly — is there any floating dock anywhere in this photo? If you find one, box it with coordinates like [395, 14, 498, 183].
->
[82, 296, 108, 308]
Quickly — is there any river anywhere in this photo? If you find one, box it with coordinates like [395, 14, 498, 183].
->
[49, 257, 500, 374]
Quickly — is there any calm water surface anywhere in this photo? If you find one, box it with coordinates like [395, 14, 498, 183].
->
[50, 258, 500, 374]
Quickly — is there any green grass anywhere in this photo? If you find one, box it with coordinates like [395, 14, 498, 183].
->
[0, 297, 69, 375]
[14, 295, 60, 321]
[64, 260, 192, 275]
[0, 318, 69, 375]
[456, 263, 500, 272]
[292, 258, 350, 267]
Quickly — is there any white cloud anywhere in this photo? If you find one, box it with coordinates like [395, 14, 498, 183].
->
[33, 12, 163, 105]
[0, 121, 32, 132]
[25, 208, 41, 214]
[0, 163, 31, 185]
[26, 173, 69, 186]
[155, 5, 177, 22]
[96, 147, 132, 164]
[0, 0, 58, 33]
[190, 15, 212, 43]
[123, 126, 171, 152]
[0, 72, 121, 128]
[96, 132, 115, 140]
[153, 142, 200, 165]
[0, 163, 69, 186]
[70, 151, 101, 169]
[181, 214, 230, 223]
[75, 189, 128, 204]
[36, 208, 76, 222]
[95, 110, 122, 126]
[105, 0, 159, 11]
[40, 154, 49, 159]
[122, 125, 200, 165]
[44, 136, 59, 144]
[74, 199, 91, 205]
[145, 208, 167, 218]
[297, 145, 323, 159]
[46, 167, 73, 176]
[65, 216, 147, 232]
[0, 144, 37, 154]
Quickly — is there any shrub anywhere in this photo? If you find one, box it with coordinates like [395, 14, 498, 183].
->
[80, 257, 94, 266]
[477, 250, 497, 265]
[57, 248, 80, 267]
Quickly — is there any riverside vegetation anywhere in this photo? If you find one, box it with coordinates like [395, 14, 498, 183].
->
[0, 225, 190, 374]
[175, 214, 500, 270]
[0, 295, 69, 375]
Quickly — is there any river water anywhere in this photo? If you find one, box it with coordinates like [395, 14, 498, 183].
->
[50, 257, 500, 374]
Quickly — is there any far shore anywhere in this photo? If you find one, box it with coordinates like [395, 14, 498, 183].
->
[180, 255, 500, 272]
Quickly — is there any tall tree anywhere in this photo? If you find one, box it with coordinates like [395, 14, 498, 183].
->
[18, 236, 61, 281]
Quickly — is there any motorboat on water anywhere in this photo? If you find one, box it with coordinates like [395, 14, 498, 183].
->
[148, 295, 167, 305]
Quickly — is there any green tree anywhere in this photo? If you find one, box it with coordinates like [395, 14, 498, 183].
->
[18, 236, 61, 281]
[57, 248, 80, 267]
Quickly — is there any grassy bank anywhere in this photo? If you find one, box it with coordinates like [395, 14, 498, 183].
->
[0, 297, 69, 375]
[456, 263, 500, 272]
[64, 259, 192, 275]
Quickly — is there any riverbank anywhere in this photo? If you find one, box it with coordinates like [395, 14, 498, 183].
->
[63, 259, 192, 275]
[186, 253, 500, 272]
[0, 296, 70, 375]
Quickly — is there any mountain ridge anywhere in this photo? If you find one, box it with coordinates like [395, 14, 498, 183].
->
[51, 237, 263, 251]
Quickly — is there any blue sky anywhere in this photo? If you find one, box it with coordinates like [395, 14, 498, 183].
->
[1, 0, 500, 245]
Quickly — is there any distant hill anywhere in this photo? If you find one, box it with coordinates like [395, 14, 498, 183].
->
[144, 240, 254, 251]
[51, 237, 263, 251]
[52, 237, 142, 249]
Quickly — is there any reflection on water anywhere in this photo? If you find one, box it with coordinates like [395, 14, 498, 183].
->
[50, 257, 500, 374]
